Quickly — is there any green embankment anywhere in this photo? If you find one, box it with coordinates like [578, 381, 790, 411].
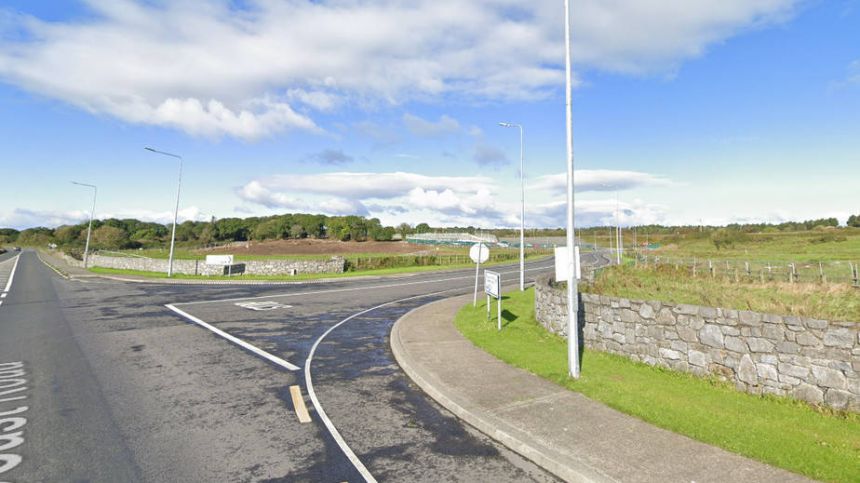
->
[587, 264, 860, 322]
[455, 288, 860, 482]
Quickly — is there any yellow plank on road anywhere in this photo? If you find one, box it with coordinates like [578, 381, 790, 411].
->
[290, 385, 312, 423]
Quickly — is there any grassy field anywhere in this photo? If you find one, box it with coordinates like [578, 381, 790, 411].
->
[649, 228, 860, 263]
[455, 288, 860, 482]
[586, 264, 860, 322]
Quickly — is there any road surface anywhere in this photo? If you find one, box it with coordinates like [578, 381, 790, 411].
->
[0, 250, 604, 482]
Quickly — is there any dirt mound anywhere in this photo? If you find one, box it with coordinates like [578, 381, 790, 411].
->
[201, 238, 427, 256]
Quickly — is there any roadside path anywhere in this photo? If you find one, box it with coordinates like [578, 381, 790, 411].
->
[391, 292, 812, 483]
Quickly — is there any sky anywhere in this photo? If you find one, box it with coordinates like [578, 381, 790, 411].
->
[0, 0, 858, 231]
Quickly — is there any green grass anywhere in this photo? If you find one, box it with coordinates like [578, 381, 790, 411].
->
[85, 256, 540, 281]
[455, 288, 860, 482]
[651, 229, 860, 263]
[587, 265, 860, 322]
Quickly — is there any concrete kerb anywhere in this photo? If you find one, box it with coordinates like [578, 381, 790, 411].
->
[390, 294, 613, 483]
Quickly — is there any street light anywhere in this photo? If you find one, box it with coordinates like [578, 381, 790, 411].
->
[563, 0, 580, 379]
[71, 181, 97, 268]
[144, 147, 183, 277]
[499, 121, 525, 291]
[601, 183, 623, 265]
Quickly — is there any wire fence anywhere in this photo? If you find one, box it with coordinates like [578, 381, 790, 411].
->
[634, 253, 860, 287]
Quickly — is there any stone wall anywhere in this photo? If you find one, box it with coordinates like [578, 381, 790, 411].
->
[63, 253, 345, 276]
[534, 276, 859, 412]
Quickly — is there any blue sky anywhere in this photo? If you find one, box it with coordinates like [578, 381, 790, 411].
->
[0, 0, 858, 230]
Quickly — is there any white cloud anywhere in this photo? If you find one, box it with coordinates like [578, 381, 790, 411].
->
[0, 206, 208, 230]
[532, 169, 672, 193]
[0, 1, 799, 139]
[240, 172, 496, 200]
[402, 113, 461, 137]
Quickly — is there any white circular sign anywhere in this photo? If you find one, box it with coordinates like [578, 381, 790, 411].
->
[469, 243, 490, 263]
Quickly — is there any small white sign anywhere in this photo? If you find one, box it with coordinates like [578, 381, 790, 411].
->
[554, 246, 581, 282]
[469, 243, 490, 264]
[484, 270, 501, 298]
[206, 254, 234, 265]
[235, 301, 292, 311]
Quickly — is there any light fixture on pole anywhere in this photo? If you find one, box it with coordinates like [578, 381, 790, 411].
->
[563, 0, 580, 379]
[144, 147, 183, 278]
[71, 181, 97, 269]
[499, 121, 525, 291]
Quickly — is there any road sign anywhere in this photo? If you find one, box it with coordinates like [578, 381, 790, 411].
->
[469, 243, 490, 264]
[206, 254, 234, 265]
[484, 270, 501, 298]
[484, 270, 502, 331]
[554, 246, 581, 282]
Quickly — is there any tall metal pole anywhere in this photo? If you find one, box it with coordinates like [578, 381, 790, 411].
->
[615, 191, 621, 265]
[499, 122, 525, 291]
[564, 0, 580, 379]
[71, 182, 97, 268]
[145, 147, 183, 278]
[519, 124, 525, 291]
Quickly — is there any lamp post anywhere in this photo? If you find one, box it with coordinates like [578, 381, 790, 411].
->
[144, 147, 183, 277]
[71, 181, 97, 268]
[564, 0, 580, 379]
[499, 121, 525, 291]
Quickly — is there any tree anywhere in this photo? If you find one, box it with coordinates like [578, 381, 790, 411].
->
[289, 224, 306, 239]
[16, 227, 53, 246]
[92, 226, 129, 250]
[54, 225, 83, 245]
[415, 223, 431, 234]
[397, 223, 412, 236]
[848, 215, 860, 228]
[253, 218, 286, 240]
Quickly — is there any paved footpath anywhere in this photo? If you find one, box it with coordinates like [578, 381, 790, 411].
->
[391, 293, 813, 483]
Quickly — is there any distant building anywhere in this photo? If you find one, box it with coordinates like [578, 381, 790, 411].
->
[406, 232, 498, 246]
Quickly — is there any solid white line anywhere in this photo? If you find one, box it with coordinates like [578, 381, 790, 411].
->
[304, 285, 471, 483]
[175, 262, 555, 307]
[0, 293, 6, 298]
[164, 304, 301, 371]
[2, 254, 21, 294]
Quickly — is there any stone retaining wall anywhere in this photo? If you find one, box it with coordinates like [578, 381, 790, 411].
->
[534, 276, 859, 412]
[63, 253, 345, 276]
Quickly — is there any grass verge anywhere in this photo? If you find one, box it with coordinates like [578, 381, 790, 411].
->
[455, 288, 860, 482]
[86, 256, 538, 281]
[587, 264, 860, 322]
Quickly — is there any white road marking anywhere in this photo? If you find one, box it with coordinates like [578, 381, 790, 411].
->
[165, 304, 301, 371]
[163, 260, 557, 482]
[174, 262, 555, 308]
[304, 285, 473, 483]
[0, 254, 21, 298]
[235, 301, 293, 311]
[0, 362, 28, 476]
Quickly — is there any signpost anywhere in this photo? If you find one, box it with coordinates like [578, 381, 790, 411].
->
[206, 255, 234, 265]
[471, 243, 490, 306]
[554, 246, 581, 282]
[484, 270, 502, 331]
[206, 254, 235, 276]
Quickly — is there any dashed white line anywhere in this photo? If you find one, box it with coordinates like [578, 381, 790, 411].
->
[164, 304, 300, 371]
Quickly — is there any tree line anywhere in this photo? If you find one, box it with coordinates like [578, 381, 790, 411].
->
[0, 214, 437, 250]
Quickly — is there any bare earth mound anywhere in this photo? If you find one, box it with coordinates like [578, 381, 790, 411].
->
[200, 238, 431, 256]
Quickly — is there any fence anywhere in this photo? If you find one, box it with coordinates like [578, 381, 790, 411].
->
[634, 254, 860, 286]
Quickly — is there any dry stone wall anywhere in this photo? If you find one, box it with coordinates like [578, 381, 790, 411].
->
[63, 253, 345, 276]
[534, 276, 859, 412]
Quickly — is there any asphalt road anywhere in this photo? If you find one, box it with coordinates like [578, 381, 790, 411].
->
[0, 250, 605, 482]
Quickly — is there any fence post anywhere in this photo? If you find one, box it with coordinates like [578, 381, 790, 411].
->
[709, 259, 714, 278]
[819, 262, 825, 284]
[788, 263, 794, 284]
[745, 261, 751, 278]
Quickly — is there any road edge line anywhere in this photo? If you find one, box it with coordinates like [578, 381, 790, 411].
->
[164, 304, 300, 371]
[2, 253, 22, 293]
